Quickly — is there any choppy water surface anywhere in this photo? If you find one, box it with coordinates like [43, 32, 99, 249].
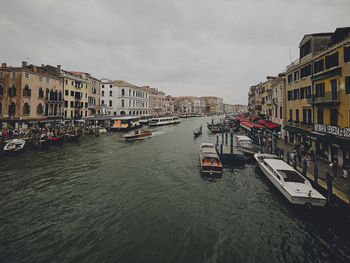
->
[1, 117, 350, 263]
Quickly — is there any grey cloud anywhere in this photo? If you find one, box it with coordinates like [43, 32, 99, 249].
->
[0, 0, 349, 104]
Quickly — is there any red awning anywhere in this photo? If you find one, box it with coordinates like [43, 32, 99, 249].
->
[241, 121, 264, 129]
[257, 120, 280, 129]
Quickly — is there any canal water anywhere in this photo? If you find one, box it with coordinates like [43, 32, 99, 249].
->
[1, 116, 350, 263]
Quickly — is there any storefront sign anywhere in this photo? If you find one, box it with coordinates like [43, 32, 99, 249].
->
[314, 124, 350, 138]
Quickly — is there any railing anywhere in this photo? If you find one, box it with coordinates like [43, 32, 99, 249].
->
[307, 91, 339, 105]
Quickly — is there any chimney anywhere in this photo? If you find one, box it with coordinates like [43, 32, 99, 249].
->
[57, 65, 61, 74]
[22, 61, 28, 67]
[33, 66, 37, 72]
[1, 63, 6, 68]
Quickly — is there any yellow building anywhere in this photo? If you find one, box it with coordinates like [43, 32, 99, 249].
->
[284, 27, 350, 165]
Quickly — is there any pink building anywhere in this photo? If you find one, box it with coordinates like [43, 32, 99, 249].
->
[140, 86, 166, 116]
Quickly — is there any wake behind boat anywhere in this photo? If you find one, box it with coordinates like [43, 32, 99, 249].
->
[254, 153, 326, 207]
[124, 130, 152, 140]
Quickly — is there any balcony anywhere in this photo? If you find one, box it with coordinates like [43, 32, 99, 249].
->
[307, 91, 339, 105]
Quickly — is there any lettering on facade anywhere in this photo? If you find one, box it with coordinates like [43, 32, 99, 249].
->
[314, 124, 350, 138]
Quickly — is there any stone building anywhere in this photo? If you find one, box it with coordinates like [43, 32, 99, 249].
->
[100, 80, 149, 116]
[0, 62, 63, 128]
[140, 86, 166, 116]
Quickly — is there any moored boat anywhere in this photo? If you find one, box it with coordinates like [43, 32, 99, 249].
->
[254, 153, 326, 207]
[50, 136, 64, 145]
[123, 130, 152, 140]
[3, 139, 26, 153]
[200, 143, 223, 176]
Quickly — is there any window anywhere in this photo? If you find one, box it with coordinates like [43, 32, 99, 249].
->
[307, 109, 312, 124]
[345, 46, 350, 63]
[330, 109, 338, 126]
[59, 91, 62, 101]
[110, 85, 112, 88]
[293, 89, 299, 100]
[0, 72, 3, 78]
[71, 80, 74, 86]
[38, 76, 43, 82]
[314, 59, 324, 74]
[306, 86, 312, 98]
[0, 84, 3, 96]
[23, 102, 30, 115]
[294, 71, 299, 81]
[122, 89, 125, 96]
[109, 90, 112, 96]
[317, 109, 324, 124]
[46, 77, 49, 83]
[37, 103, 43, 114]
[289, 109, 292, 121]
[300, 87, 305, 99]
[102, 90, 104, 96]
[288, 90, 293, 100]
[11, 72, 16, 78]
[71, 90, 74, 96]
[64, 101, 68, 107]
[346, 76, 350, 94]
[280, 106, 282, 119]
[8, 102, 16, 115]
[122, 99, 125, 107]
[23, 85, 31, 97]
[300, 40, 311, 59]
[287, 74, 293, 84]
[295, 109, 299, 122]
[70, 101, 74, 107]
[45, 88, 49, 100]
[109, 100, 112, 107]
[85, 102, 88, 108]
[325, 52, 339, 69]
[300, 64, 311, 78]
[8, 85, 16, 97]
[101, 100, 104, 105]
[25, 72, 30, 79]
[315, 83, 325, 97]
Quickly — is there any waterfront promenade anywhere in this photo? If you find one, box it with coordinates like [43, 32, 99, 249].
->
[277, 139, 350, 205]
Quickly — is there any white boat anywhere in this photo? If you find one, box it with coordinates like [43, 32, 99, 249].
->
[4, 139, 26, 152]
[234, 135, 257, 155]
[149, 116, 180, 126]
[98, 128, 107, 134]
[254, 153, 326, 207]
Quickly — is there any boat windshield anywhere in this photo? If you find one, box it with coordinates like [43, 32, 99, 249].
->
[277, 170, 305, 183]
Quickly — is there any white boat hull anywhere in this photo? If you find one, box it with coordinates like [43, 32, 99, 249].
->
[255, 154, 326, 207]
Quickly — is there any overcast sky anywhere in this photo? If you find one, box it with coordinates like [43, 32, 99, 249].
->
[0, 0, 349, 104]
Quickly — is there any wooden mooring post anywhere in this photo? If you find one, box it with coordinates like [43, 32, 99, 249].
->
[326, 172, 333, 203]
[313, 164, 318, 188]
[286, 151, 290, 164]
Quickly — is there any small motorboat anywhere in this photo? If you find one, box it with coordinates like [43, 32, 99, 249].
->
[193, 125, 202, 137]
[4, 139, 26, 152]
[123, 130, 152, 140]
[200, 143, 223, 176]
[254, 153, 326, 207]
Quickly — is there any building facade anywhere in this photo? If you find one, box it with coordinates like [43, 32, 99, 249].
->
[0, 62, 63, 128]
[284, 27, 350, 165]
[100, 80, 149, 116]
[140, 86, 166, 116]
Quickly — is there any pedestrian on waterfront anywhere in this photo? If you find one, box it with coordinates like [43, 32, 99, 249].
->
[341, 164, 349, 179]
[330, 160, 338, 179]
[308, 146, 315, 161]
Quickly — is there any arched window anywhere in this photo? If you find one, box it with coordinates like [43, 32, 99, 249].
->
[46, 88, 49, 100]
[110, 90, 112, 97]
[136, 111, 139, 115]
[58, 91, 62, 101]
[38, 87, 44, 98]
[129, 111, 132, 115]
[133, 111, 135, 115]
[23, 102, 30, 115]
[9, 102, 15, 115]
[109, 100, 112, 107]
[0, 84, 3, 96]
[45, 104, 49, 116]
[23, 85, 31, 97]
[129, 89, 131, 96]
[54, 90, 58, 101]
[37, 103, 43, 114]
[9, 85, 16, 97]
[120, 111, 125, 115]
[121, 99, 125, 107]
[102, 90, 105, 96]
[122, 89, 125, 96]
